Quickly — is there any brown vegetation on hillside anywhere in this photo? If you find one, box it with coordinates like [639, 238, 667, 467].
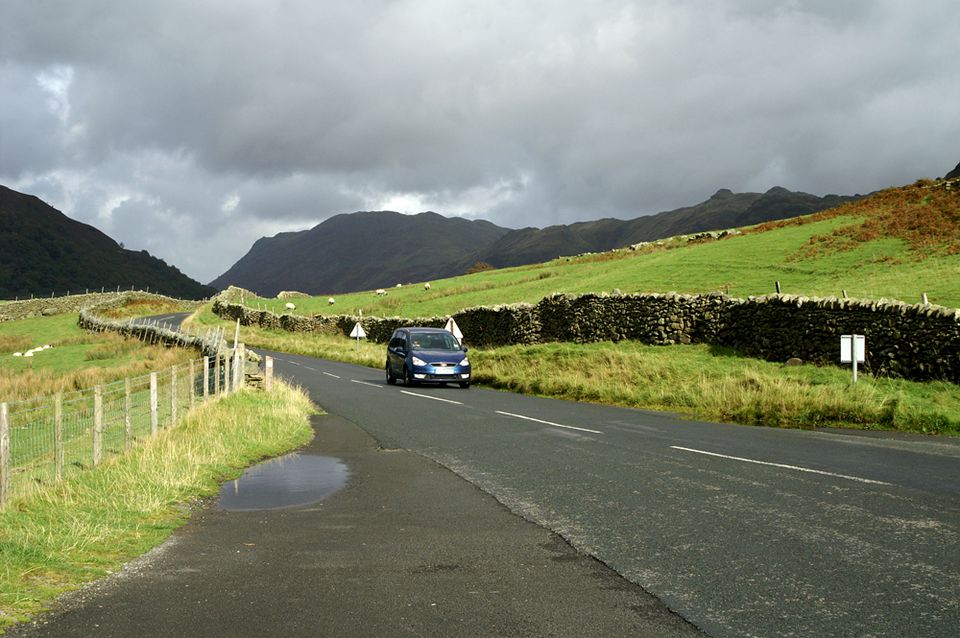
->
[752, 178, 960, 258]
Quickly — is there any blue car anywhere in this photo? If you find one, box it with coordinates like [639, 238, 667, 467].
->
[386, 327, 471, 388]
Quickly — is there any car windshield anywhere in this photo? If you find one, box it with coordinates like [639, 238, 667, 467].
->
[410, 332, 461, 351]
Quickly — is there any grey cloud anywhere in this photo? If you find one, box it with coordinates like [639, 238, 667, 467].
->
[2, 0, 958, 282]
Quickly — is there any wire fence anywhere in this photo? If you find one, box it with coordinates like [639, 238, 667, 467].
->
[0, 350, 248, 507]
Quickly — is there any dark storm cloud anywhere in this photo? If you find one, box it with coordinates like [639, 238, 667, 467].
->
[1, 0, 957, 282]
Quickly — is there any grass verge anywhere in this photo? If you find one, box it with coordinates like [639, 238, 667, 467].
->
[189, 307, 960, 436]
[0, 382, 315, 629]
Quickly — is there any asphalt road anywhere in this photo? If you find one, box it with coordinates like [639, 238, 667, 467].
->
[266, 350, 960, 637]
[11, 411, 699, 637]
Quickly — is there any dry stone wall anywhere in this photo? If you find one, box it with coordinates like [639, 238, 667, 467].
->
[212, 292, 960, 384]
[0, 292, 124, 322]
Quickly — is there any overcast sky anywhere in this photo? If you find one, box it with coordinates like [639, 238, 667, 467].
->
[2, 1, 957, 283]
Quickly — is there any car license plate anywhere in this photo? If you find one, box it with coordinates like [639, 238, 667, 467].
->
[434, 367, 454, 374]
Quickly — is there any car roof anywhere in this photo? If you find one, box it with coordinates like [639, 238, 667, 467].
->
[405, 327, 450, 334]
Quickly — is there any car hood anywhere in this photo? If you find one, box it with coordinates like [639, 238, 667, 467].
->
[412, 349, 467, 364]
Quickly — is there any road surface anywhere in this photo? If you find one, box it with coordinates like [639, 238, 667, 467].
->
[266, 350, 960, 637]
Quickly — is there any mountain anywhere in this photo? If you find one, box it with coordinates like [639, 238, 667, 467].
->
[945, 161, 960, 180]
[209, 211, 510, 296]
[0, 185, 215, 300]
[211, 187, 858, 296]
[473, 187, 859, 268]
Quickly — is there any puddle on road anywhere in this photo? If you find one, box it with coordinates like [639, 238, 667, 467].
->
[217, 453, 349, 511]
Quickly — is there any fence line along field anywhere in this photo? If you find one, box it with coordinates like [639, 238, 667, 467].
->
[0, 351, 246, 507]
[0, 292, 252, 507]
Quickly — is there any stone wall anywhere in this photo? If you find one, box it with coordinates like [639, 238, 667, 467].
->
[211, 292, 960, 384]
[0, 292, 125, 322]
[78, 292, 223, 357]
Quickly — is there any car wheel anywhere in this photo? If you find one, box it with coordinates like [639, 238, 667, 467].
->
[386, 363, 396, 385]
[404, 366, 417, 387]
[459, 381, 470, 389]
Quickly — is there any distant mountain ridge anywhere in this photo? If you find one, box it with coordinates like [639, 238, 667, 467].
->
[477, 187, 858, 268]
[211, 186, 858, 296]
[209, 211, 510, 296]
[0, 185, 214, 300]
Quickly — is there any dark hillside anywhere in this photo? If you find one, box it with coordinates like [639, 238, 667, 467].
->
[0, 185, 214, 299]
[209, 211, 511, 296]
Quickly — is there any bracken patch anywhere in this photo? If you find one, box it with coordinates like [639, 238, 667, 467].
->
[751, 178, 960, 260]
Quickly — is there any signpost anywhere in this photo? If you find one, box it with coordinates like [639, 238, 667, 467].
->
[840, 334, 865, 383]
[350, 321, 366, 351]
[444, 317, 464, 340]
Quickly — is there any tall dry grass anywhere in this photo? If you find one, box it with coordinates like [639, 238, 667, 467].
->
[0, 334, 195, 403]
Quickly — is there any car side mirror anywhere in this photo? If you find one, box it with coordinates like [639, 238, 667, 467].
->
[462, 345, 469, 353]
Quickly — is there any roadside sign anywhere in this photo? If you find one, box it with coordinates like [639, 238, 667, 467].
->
[840, 335, 865, 363]
[350, 322, 366, 352]
[840, 334, 865, 383]
[444, 317, 464, 340]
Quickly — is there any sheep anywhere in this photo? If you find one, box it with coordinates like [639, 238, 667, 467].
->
[375, 288, 387, 296]
[328, 297, 335, 305]
[424, 282, 431, 291]
[284, 302, 296, 311]
[396, 283, 402, 288]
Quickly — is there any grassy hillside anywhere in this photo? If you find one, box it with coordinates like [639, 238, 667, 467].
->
[234, 178, 959, 319]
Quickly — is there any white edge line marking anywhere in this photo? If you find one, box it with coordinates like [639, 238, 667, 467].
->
[322, 372, 341, 379]
[350, 380, 382, 388]
[495, 411, 602, 434]
[670, 446, 892, 486]
[400, 390, 463, 405]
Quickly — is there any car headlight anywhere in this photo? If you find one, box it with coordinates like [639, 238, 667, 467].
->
[459, 357, 469, 366]
[411, 356, 427, 366]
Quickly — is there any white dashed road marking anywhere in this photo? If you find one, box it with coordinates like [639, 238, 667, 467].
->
[495, 411, 602, 434]
[400, 391, 464, 405]
[670, 446, 893, 486]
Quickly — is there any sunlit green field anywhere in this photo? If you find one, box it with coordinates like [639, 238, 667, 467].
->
[232, 216, 960, 319]
[0, 313, 194, 402]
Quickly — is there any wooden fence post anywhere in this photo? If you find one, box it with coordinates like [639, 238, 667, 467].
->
[171, 366, 178, 426]
[224, 353, 232, 395]
[93, 385, 103, 466]
[214, 354, 221, 396]
[124, 378, 131, 451]
[203, 356, 210, 399]
[265, 356, 273, 391]
[189, 360, 196, 409]
[55, 393, 64, 479]
[1, 403, 9, 508]
[150, 373, 158, 435]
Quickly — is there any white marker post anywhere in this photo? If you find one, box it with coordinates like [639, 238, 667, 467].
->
[840, 334, 865, 383]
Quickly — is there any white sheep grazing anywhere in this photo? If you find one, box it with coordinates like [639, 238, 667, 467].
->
[285, 302, 296, 311]
[328, 297, 336, 305]
[375, 288, 387, 296]
[424, 282, 431, 291]
[396, 283, 402, 288]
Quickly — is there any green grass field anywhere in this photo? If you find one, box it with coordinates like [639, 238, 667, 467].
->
[0, 313, 195, 403]
[234, 215, 959, 320]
